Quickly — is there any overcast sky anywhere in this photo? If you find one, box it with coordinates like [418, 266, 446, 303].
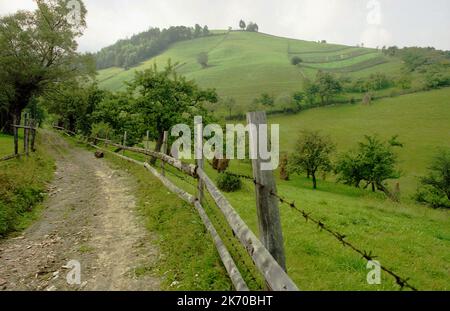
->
[1, 0, 449, 52]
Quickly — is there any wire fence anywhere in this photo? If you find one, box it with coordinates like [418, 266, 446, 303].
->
[54, 126, 418, 291]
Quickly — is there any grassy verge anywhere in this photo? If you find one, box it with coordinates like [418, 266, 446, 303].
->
[0, 133, 55, 237]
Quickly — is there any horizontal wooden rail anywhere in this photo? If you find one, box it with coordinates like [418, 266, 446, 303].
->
[0, 153, 25, 162]
[196, 168, 299, 291]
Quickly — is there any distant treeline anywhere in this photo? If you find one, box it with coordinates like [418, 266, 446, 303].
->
[95, 24, 211, 70]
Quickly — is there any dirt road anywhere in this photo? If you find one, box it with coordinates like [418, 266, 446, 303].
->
[0, 131, 160, 291]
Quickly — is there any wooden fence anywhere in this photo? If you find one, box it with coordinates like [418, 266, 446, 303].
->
[53, 111, 299, 292]
[1, 114, 38, 162]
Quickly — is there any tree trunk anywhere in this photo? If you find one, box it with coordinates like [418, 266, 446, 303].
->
[312, 173, 317, 189]
[150, 131, 164, 164]
[372, 182, 376, 192]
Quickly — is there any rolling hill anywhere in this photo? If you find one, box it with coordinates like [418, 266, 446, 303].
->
[97, 31, 405, 113]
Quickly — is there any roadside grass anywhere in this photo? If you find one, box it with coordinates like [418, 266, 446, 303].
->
[0, 131, 24, 157]
[61, 136, 233, 290]
[0, 133, 55, 237]
[57, 133, 450, 291]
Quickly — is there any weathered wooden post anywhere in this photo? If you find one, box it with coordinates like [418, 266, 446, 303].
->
[161, 131, 168, 176]
[13, 115, 18, 155]
[24, 113, 29, 157]
[247, 111, 287, 272]
[146, 130, 150, 152]
[123, 131, 127, 155]
[30, 119, 36, 152]
[195, 116, 204, 204]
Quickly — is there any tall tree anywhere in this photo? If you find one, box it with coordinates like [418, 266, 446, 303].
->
[0, 0, 92, 133]
[128, 60, 218, 155]
[315, 71, 342, 106]
[239, 20, 246, 31]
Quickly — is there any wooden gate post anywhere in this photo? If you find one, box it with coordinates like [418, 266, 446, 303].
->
[195, 116, 204, 204]
[13, 115, 18, 155]
[161, 131, 168, 176]
[24, 113, 29, 157]
[247, 111, 287, 272]
[30, 119, 36, 152]
[123, 131, 127, 155]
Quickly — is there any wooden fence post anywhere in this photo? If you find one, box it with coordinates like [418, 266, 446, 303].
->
[30, 119, 36, 152]
[24, 113, 29, 157]
[195, 116, 204, 204]
[247, 111, 287, 272]
[13, 115, 18, 155]
[123, 131, 127, 155]
[161, 131, 168, 176]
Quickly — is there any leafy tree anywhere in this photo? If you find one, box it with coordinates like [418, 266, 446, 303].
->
[0, 0, 92, 134]
[239, 20, 246, 31]
[253, 93, 274, 108]
[415, 150, 450, 209]
[315, 71, 342, 106]
[291, 56, 303, 65]
[246, 22, 259, 32]
[197, 52, 209, 68]
[303, 79, 319, 106]
[222, 97, 236, 119]
[194, 24, 202, 37]
[202, 25, 210, 36]
[289, 131, 335, 189]
[336, 135, 403, 196]
[128, 60, 218, 155]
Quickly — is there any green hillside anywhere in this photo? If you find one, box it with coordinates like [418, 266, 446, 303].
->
[97, 31, 404, 112]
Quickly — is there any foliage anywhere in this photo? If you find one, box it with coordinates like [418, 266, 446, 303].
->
[197, 52, 209, 68]
[0, 0, 93, 133]
[315, 71, 342, 105]
[291, 56, 303, 66]
[239, 20, 246, 31]
[216, 173, 242, 192]
[128, 60, 218, 152]
[415, 150, 450, 209]
[95, 24, 211, 69]
[253, 93, 275, 107]
[289, 130, 335, 189]
[336, 135, 402, 194]
[246, 22, 259, 32]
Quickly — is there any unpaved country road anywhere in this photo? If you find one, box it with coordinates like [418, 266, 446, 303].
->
[0, 131, 160, 291]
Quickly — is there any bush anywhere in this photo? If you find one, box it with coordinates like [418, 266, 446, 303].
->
[216, 173, 242, 192]
[291, 56, 303, 66]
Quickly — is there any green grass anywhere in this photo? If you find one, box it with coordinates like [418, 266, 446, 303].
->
[0, 131, 24, 157]
[97, 31, 404, 115]
[0, 133, 55, 237]
[270, 87, 450, 197]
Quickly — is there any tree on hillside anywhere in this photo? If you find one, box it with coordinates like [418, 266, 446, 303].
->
[197, 52, 209, 68]
[415, 150, 450, 209]
[253, 93, 275, 107]
[289, 131, 335, 189]
[222, 97, 236, 119]
[336, 135, 403, 197]
[315, 71, 342, 106]
[0, 0, 92, 134]
[291, 56, 303, 66]
[239, 20, 246, 31]
[128, 60, 218, 157]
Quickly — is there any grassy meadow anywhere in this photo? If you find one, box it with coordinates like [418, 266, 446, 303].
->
[97, 31, 405, 115]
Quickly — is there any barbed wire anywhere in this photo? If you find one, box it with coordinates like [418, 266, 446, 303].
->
[264, 185, 418, 291]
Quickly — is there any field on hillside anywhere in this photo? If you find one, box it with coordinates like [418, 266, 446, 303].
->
[270, 87, 450, 197]
[97, 31, 404, 115]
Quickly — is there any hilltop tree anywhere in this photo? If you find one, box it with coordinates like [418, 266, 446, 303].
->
[128, 60, 218, 156]
[203, 25, 210, 36]
[289, 130, 335, 189]
[239, 20, 246, 31]
[246, 22, 259, 32]
[0, 0, 92, 134]
[194, 24, 202, 37]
